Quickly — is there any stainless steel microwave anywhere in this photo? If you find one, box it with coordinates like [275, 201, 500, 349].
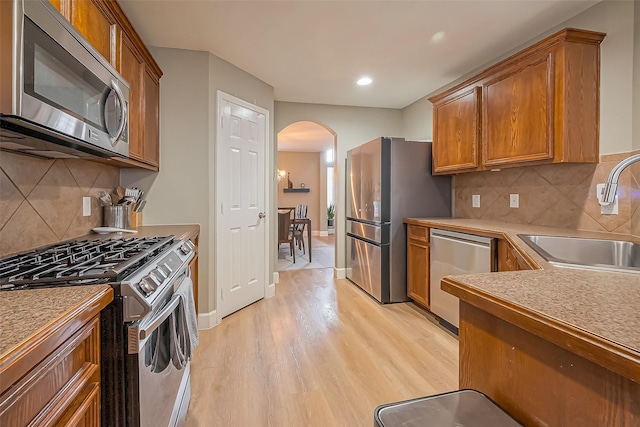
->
[0, 0, 129, 159]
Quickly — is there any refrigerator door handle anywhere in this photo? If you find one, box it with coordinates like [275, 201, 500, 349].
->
[346, 221, 386, 243]
[346, 232, 381, 247]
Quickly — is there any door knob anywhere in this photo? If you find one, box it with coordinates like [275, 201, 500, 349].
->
[258, 212, 266, 219]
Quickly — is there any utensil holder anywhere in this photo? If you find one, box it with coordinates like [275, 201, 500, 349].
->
[130, 211, 143, 228]
[103, 205, 131, 229]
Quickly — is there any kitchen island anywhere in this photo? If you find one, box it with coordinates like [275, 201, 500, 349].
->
[405, 218, 640, 426]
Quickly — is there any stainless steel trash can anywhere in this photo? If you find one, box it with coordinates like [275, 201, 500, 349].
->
[373, 389, 522, 427]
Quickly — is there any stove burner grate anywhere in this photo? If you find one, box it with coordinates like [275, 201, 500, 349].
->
[0, 235, 175, 290]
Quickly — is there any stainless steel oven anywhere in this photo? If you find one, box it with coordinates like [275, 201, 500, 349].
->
[0, 0, 129, 159]
[128, 270, 194, 427]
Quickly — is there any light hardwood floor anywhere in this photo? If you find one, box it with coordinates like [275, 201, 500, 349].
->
[186, 268, 458, 426]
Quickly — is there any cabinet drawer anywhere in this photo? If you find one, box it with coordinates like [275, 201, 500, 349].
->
[0, 317, 100, 426]
[408, 225, 429, 243]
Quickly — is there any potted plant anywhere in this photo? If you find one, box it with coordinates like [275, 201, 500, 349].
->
[327, 203, 335, 227]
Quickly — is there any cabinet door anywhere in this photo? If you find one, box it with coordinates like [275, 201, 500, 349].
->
[69, 0, 115, 65]
[407, 225, 430, 308]
[482, 53, 555, 167]
[119, 36, 144, 161]
[497, 239, 532, 271]
[432, 87, 481, 174]
[143, 68, 160, 167]
[407, 240, 429, 308]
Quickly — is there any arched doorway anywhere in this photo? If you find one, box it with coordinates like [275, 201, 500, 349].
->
[276, 121, 337, 271]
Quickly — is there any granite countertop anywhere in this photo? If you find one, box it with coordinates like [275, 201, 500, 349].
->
[404, 217, 640, 379]
[0, 285, 112, 363]
[0, 224, 199, 366]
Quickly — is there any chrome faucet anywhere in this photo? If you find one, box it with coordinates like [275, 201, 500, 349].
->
[598, 152, 640, 206]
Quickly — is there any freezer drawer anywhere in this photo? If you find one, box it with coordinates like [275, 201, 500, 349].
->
[429, 229, 496, 330]
[347, 220, 388, 244]
[346, 235, 389, 303]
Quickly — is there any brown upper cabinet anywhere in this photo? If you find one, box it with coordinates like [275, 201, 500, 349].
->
[49, 0, 162, 171]
[429, 28, 606, 175]
[432, 87, 481, 174]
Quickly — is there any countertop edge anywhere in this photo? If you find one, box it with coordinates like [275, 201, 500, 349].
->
[109, 224, 200, 242]
[0, 286, 113, 391]
[442, 276, 640, 383]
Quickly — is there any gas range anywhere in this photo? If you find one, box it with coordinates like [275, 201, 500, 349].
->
[0, 235, 195, 318]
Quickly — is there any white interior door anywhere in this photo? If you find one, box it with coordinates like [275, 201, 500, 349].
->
[216, 91, 269, 318]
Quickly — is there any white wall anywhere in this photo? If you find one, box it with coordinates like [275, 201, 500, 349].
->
[402, 0, 637, 156]
[274, 102, 403, 269]
[402, 96, 433, 141]
[120, 48, 211, 313]
[121, 47, 274, 316]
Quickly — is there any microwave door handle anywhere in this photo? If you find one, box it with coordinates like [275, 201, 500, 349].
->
[109, 80, 128, 146]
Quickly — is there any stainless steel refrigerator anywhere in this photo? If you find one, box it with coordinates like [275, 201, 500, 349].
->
[346, 137, 451, 303]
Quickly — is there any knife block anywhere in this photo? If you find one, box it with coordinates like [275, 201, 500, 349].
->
[130, 211, 143, 228]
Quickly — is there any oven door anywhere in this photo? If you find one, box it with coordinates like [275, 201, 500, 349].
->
[135, 276, 193, 427]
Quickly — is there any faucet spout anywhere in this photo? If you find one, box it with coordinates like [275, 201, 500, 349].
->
[598, 153, 640, 206]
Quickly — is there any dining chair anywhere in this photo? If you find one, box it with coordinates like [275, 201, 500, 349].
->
[277, 208, 295, 263]
[293, 204, 308, 255]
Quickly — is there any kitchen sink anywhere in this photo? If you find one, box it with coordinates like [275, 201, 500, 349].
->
[518, 234, 640, 274]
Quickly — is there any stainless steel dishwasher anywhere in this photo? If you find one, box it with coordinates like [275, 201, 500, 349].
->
[430, 229, 497, 332]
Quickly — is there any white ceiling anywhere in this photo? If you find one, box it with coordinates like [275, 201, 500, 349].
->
[118, 0, 599, 110]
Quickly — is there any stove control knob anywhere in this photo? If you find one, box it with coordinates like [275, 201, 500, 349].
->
[139, 275, 159, 295]
[158, 263, 173, 276]
[180, 242, 193, 255]
[151, 268, 167, 281]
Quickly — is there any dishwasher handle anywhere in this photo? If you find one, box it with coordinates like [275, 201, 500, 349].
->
[430, 229, 498, 272]
[430, 228, 496, 247]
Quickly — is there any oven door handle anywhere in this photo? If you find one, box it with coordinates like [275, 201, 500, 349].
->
[139, 295, 181, 340]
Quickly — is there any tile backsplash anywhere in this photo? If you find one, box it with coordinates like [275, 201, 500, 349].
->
[454, 151, 640, 238]
[0, 152, 119, 256]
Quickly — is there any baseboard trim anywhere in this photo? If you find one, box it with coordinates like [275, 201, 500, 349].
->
[197, 310, 220, 330]
[319, 231, 329, 237]
[266, 282, 276, 298]
[334, 267, 346, 279]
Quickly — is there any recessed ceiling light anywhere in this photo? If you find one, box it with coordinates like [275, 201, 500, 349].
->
[431, 31, 446, 44]
[357, 77, 372, 86]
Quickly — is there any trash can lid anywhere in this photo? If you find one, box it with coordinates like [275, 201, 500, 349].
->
[374, 389, 522, 427]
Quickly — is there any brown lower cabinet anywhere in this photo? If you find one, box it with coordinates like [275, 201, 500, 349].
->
[497, 239, 531, 272]
[0, 288, 112, 427]
[406, 224, 430, 309]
